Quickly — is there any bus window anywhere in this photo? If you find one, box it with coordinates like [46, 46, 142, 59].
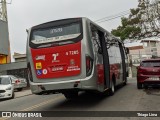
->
[90, 24, 101, 54]
[29, 21, 83, 49]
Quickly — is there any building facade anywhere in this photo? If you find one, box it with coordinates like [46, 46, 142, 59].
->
[13, 52, 26, 62]
[0, 53, 28, 86]
[0, 20, 11, 64]
[125, 37, 160, 65]
[125, 37, 160, 77]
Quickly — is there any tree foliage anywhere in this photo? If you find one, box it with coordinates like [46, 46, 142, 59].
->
[111, 0, 160, 40]
[111, 17, 141, 40]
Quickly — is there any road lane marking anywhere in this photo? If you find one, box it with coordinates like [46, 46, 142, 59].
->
[21, 95, 64, 111]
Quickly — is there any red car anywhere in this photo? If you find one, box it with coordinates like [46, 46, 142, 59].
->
[137, 58, 160, 89]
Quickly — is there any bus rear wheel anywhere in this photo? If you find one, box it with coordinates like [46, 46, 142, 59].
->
[63, 91, 78, 100]
[123, 77, 127, 86]
[109, 80, 115, 96]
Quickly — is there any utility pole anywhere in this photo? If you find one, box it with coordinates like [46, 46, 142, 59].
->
[0, 0, 7, 22]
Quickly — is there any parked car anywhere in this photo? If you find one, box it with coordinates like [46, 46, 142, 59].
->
[137, 58, 160, 89]
[0, 75, 15, 99]
[9, 75, 27, 91]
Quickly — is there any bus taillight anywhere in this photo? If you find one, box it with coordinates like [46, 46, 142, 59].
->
[86, 55, 93, 76]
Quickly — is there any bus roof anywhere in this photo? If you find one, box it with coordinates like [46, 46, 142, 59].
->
[30, 17, 123, 44]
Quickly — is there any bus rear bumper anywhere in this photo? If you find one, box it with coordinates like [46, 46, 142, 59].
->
[30, 78, 97, 94]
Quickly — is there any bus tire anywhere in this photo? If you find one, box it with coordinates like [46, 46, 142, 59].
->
[63, 91, 78, 100]
[123, 78, 127, 86]
[123, 82, 127, 86]
[123, 72, 128, 86]
[109, 80, 115, 96]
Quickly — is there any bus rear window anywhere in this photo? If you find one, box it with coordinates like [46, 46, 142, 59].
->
[30, 23, 81, 45]
[141, 61, 160, 67]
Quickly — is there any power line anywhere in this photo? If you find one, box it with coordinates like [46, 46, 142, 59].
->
[96, 12, 130, 23]
[95, 10, 130, 22]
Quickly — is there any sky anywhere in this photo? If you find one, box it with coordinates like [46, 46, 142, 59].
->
[6, 0, 138, 61]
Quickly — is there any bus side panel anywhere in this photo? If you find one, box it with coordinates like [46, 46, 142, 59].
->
[97, 64, 105, 85]
[79, 19, 99, 90]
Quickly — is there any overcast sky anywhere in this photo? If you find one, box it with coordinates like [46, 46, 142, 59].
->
[7, 0, 138, 61]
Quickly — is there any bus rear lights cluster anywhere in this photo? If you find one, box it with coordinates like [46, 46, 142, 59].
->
[86, 55, 93, 76]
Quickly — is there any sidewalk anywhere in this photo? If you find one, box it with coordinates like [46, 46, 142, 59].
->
[14, 89, 32, 98]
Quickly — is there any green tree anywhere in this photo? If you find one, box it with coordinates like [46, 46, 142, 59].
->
[111, 17, 141, 40]
[111, 0, 160, 40]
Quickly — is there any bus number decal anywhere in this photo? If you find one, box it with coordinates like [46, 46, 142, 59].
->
[66, 50, 79, 56]
[50, 28, 63, 34]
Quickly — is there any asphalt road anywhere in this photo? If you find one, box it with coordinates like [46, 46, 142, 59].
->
[0, 78, 160, 120]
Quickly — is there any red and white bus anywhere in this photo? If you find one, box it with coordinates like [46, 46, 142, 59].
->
[27, 17, 129, 99]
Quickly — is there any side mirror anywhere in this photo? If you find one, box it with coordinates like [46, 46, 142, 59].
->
[98, 48, 103, 54]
